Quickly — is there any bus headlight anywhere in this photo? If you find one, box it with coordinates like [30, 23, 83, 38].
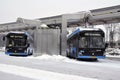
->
[24, 50, 27, 53]
[79, 52, 83, 55]
[79, 50, 84, 56]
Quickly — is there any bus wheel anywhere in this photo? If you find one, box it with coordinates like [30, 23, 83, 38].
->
[92, 58, 98, 61]
[28, 50, 33, 55]
[30, 50, 33, 55]
[66, 51, 69, 57]
[28, 50, 30, 55]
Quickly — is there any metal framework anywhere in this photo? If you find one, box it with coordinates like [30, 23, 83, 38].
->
[0, 5, 120, 56]
[39, 5, 120, 27]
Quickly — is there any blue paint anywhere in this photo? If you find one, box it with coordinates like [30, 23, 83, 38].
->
[68, 28, 80, 39]
[77, 55, 105, 59]
[5, 52, 28, 56]
[25, 32, 33, 40]
[72, 47, 76, 54]
[71, 47, 77, 57]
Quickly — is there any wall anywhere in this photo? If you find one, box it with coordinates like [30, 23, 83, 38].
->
[33, 29, 60, 56]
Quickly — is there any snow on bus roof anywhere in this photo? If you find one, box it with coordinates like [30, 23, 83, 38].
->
[6, 31, 33, 40]
[76, 27, 100, 31]
[67, 27, 102, 39]
[9, 31, 25, 34]
[1, 31, 26, 36]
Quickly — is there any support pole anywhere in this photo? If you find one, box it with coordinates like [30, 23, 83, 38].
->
[61, 15, 67, 56]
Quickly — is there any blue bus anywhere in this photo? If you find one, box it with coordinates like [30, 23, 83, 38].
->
[3, 32, 34, 56]
[67, 28, 106, 60]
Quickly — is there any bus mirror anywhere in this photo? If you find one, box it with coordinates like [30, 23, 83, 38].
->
[105, 43, 108, 48]
[27, 44, 30, 47]
[3, 36, 5, 41]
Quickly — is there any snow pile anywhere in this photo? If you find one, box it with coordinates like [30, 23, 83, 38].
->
[26, 54, 82, 64]
[0, 47, 5, 52]
[0, 63, 97, 80]
[26, 54, 120, 69]
[67, 28, 74, 37]
[105, 48, 120, 58]
[105, 48, 120, 55]
[27, 54, 70, 61]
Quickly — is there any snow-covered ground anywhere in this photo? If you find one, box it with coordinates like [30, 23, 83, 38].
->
[0, 52, 99, 80]
[0, 47, 5, 52]
[21, 54, 120, 69]
[0, 63, 97, 80]
[1, 47, 120, 80]
[106, 54, 120, 58]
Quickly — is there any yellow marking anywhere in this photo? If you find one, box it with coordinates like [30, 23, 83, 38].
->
[91, 56, 96, 58]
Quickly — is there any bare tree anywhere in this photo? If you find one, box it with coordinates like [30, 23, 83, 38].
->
[108, 23, 120, 48]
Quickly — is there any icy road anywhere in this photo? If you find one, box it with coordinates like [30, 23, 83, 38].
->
[0, 52, 120, 80]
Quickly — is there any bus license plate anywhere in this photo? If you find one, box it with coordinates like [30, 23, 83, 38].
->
[91, 56, 96, 58]
[14, 53, 17, 54]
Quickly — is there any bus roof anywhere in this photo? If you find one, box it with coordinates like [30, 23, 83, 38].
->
[9, 31, 26, 34]
[67, 27, 102, 39]
[6, 31, 33, 40]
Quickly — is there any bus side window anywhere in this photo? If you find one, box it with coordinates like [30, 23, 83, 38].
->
[7, 39, 14, 47]
[70, 43, 73, 47]
[79, 37, 87, 48]
[72, 38, 76, 47]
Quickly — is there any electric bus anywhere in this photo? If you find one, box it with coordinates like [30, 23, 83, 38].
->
[3, 32, 34, 56]
[67, 28, 106, 60]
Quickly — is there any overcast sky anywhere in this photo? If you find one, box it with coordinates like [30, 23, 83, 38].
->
[0, 0, 120, 24]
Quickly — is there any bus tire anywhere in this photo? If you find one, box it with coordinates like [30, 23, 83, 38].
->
[66, 51, 69, 57]
[28, 50, 30, 55]
[30, 50, 33, 55]
[92, 58, 98, 61]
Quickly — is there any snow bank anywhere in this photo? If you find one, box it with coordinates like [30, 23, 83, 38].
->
[27, 54, 70, 61]
[26, 54, 120, 69]
[105, 48, 120, 58]
[1, 51, 120, 69]
[106, 55, 120, 58]
[27, 53, 66, 60]
[0, 63, 97, 80]
[0, 47, 5, 52]
[105, 48, 120, 54]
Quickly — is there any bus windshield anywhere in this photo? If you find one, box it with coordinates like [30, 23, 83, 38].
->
[79, 36, 104, 48]
[6, 35, 27, 47]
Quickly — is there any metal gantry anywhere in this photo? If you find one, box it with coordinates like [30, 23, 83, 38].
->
[0, 5, 120, 56]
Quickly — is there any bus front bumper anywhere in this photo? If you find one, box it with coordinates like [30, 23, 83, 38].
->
[5, 52, 28, 56]
[77, 55, 105, 59]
